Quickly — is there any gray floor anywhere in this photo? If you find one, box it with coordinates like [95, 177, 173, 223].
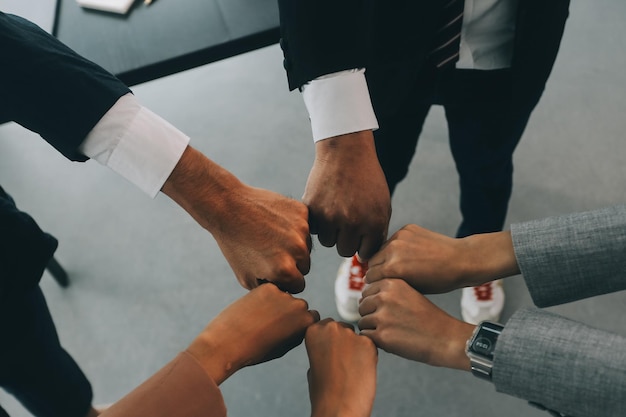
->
[1, 1, 625, 416]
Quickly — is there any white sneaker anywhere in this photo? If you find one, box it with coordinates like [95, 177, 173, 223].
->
[460, 280, 505, 325]
[334, 255, 368, 322]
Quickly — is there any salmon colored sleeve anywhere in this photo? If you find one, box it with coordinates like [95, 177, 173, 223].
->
[101, 352, 227, 417]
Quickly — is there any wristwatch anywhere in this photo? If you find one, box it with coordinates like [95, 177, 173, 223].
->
[465, 320, 504, 381]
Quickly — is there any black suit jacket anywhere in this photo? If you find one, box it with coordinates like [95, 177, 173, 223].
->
[278, 0, 569, 111]
[0, 13, 130, 298]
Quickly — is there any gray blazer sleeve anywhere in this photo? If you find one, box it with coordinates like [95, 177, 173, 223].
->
[493, 308, 626, 417]
[492, 205, 626, 415]
[510, 205, 626, 307]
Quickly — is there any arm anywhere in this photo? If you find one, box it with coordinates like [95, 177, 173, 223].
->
[494, 308, 626, 417]
[278, 1, 391, 259]
[364, 224, 519, 293]
[358, 279, 626, 417]
[365, 205, 626, 304]
[305, 319, 377, 417]
[0, 13, 130, 160]
[1, 13, 312, 292]
[511, 204, 626, 307]
[101, 284, 319, 417]
[161, 146, 311, 293]
[99, 352, 227, 417]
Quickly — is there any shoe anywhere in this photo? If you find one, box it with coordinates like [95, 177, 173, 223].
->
[460, 280, 505, 325]
[335, 255, 368, 322]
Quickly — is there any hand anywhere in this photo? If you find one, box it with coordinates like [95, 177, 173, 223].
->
[209, 184, 312, 293]
[305, 319, 377, 417]
[358, 279, 474, 370]
[365, 224, 520, 293]
[162, 146, 312, 293]
[186, 283, 320, 385]
[303, 131, 391, 260]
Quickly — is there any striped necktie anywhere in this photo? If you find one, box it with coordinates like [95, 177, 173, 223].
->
[429, 0, 465, 69]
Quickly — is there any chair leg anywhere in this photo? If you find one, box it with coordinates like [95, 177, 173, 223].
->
[47, 257, 70, 288]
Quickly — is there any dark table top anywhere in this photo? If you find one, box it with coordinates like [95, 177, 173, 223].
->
[53, 0, 281, 86]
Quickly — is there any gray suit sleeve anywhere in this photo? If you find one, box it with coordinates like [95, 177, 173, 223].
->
[493, 308, 626, 417]
[510, 205, 626, 307]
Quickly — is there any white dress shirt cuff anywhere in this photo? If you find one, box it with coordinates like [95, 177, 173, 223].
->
[79, 93, 190, 198]
[302, 69, 378, 142]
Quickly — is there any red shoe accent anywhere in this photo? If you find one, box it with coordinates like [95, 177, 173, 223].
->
[473, 283, 493, 301]
[348, 256, 368, 291]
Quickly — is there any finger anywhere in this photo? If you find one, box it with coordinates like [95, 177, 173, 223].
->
[355, 252, 367, 263]
[242, 276, 259, 290]
[307, 233, 313, 253]
[317, 224, 338, 248]
[296, 252, 312, 276]
[360, 281, 381, 298]
[309, 309, 321, 323]
[365, 248, 385, 268]
[306, 317, 333, 341]
[317, 317, 335, 326]
[336, 228, 360, 257]
[271, 272, 306, 294]
[357, 315, 376, 332]
[363, 264, 384, 284]
[358, 294, 377, 316]
[307, 210, 319, 235]
[307, 317, 334, 333]
[357, 233, 385, 261]
[337, 321, 356, 331]
[357, 328, 381, 350]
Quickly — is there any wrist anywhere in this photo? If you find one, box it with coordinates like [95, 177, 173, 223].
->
[185, 328, 242, 386]
[310, 395, 370, 417]
[161, 146, 243, 232]
[460, 231, 520, 287]
[314, 130, 376, 161]
[442, 320, 475, 372]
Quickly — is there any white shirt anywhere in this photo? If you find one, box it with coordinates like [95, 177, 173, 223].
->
[78, 93, 189, 198]
[303, 0, 519, 142]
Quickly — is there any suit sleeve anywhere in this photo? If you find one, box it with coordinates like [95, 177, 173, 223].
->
[277, 0, 371, 91]
[0, 13, 131, 161]
[493, 308, 626, 417]
[101, 352, 227, 417]
[510, 205, 626, 307]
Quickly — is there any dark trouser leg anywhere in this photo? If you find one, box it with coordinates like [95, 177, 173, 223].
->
[443, 71, 542, 238]
[374, 99, 432, 196]
[0, 287, 93, 417]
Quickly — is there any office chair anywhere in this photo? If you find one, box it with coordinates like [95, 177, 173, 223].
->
[47, 257, 69, 287]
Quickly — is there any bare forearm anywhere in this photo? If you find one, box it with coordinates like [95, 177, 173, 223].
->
[161, 145, 242, 232]
[461, 231, 521, 287]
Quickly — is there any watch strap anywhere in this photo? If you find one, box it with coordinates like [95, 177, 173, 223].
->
[466, 321, 504, 382]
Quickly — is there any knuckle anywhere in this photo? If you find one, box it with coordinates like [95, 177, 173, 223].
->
[295, 297, 309, 311]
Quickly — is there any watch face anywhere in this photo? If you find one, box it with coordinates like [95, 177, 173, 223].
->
[469, 325, 501, 360]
